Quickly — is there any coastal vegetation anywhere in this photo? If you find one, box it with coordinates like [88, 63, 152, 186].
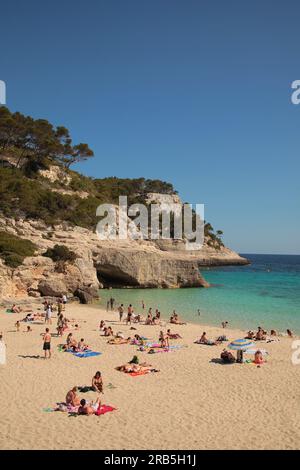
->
[0, 231, 36, 268]
[0, 107, 224, 249]
[42, 245, 77, 263]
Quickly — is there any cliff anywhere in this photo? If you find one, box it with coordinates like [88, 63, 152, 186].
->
[0, 212, 247, 301]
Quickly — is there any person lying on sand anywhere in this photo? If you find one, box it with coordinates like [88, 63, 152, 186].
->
[130, 334, 144, 345]
[116, 362, 158, 373]
[92, 371, 103, 393]
[66, 387, 81, 407]
[107, 337, 130, 345]
[195, 332, 221, 345]
[78, 398, 101, 415]
[166, 329, 182, 339]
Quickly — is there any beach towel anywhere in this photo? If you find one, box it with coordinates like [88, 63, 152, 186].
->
[74, 351, 101, 358]
[95, 404, 116, 415]
[129, 370, 149, 377]
[145, 343, 184, 349]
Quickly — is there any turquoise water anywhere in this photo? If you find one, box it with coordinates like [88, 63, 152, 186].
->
[99, 254, 300, 333]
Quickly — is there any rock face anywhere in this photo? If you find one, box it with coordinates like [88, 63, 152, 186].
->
[95, 247, 209, 288]
[0, 211, 248, 300]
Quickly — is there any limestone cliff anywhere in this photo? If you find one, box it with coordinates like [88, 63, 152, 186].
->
[0, 212, 247, 301]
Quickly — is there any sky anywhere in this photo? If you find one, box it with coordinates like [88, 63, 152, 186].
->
[0, 0, 299, 254]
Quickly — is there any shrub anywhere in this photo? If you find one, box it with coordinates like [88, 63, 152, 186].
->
[0, 231, 36, 268]
[43, 244, 77, 263]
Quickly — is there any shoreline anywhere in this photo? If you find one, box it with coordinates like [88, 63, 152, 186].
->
[1, 301, 300, 450]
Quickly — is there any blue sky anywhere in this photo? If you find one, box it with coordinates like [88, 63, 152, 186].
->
[1, 0, 299, 254]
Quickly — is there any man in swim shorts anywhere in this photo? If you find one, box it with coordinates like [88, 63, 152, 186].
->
[43, 328, 51, 359]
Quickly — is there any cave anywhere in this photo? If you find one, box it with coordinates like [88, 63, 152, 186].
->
[96, 263, 139, 288]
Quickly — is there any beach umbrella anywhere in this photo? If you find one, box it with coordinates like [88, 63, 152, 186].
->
[228, 338, 255, 363]
[228, 339, 255, 351]
[244, 348, 268, 356]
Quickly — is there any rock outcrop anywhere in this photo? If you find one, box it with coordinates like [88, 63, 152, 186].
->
[0, 211, 247, 300]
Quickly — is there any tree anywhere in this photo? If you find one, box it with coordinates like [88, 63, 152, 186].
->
[0, 107, 94, 170]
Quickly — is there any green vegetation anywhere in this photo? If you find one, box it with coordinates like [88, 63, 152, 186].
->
[0, 106, 93, 172]
[43, 245, 77, 263]
[0, 107, 225, 248]
[0, 231, 36, 268]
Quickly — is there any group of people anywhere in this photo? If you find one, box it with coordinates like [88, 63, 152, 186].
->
[245, 326, 293, 340]
[65, 371, 104, 415]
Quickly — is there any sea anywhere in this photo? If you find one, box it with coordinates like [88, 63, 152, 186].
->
[98, 254, 300, 334]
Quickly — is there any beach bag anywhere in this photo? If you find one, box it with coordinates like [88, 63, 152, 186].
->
[129, 355, 139, 364]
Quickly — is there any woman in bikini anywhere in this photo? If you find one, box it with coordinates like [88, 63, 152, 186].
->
[66, 386, 81, 406]
[92, 371, 103, 393]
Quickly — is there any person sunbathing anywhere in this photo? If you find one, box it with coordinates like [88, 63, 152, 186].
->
[159, 331, 169, 348]
[195, 332, 220, 345]
[77, 338, 88, 351]
[65, 333, 77, 350]
[107, 336, 130, 344]
[11, 304, 22, 313]
[103, 326, 114, 337]
[170, 311, 186, 325]
[254, 350, 264, 365]
[255, 328, 266, 341]
[116, 362, 157, 373]
[245, 331, 254, 339]
[220, 349, 236, 363]
[92, 371, 103, 393]
[66, 387, 81, 407]
[166, 329, 182, 339]
[78, 398, 101, 415]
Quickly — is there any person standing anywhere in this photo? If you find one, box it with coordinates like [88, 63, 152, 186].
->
[126, 304, 133, 325]
[43, 328, 51, 359]
[110, 297, 115, 310]
[118, 304, 124, 322]
[0, 332, 6, 365]
[46, 303, 52, 325]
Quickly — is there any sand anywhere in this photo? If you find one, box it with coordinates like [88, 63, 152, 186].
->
[0, 301, 300, 450]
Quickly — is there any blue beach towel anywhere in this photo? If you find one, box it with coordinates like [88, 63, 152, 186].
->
[73, 351, 102, 358]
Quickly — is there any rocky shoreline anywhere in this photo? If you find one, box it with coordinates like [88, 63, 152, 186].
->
[0, 214, 248, 302]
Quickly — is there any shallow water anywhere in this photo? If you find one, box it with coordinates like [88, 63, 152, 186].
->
[98, 254, 300, 333]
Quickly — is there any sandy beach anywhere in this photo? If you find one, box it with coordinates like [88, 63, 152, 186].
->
[0, 301, 300, 450]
